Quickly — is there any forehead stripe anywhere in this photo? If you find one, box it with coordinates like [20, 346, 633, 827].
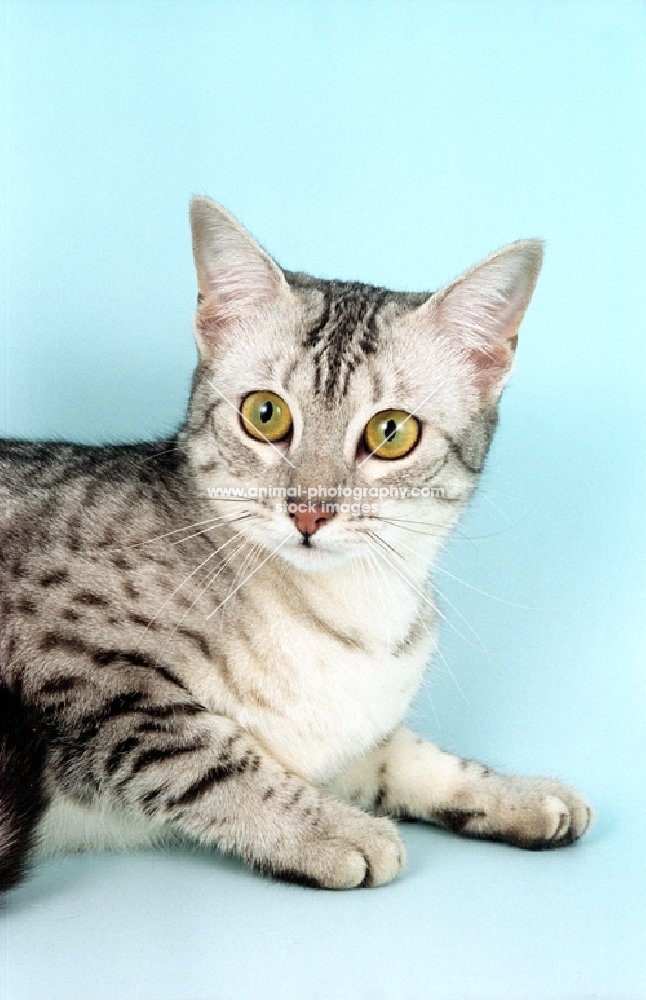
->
[303, 284, 389, 400]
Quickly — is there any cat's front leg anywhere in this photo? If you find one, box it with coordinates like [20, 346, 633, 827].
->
[47, 694, 405, 889]
[325, 726, 593, 850]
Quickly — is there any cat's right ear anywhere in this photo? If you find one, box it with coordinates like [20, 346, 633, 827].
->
[190, 197, 288, 356]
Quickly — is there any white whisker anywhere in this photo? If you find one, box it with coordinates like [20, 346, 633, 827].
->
[206, 534, 292, 621]
[363, 533, 474, 701]
[221, 539, 264, 631]
[474, 484, 517, 501]
[433, 644, 469, 706]
[160, 536, 250, 659]
[433, 562, 555, 611]
[368, 529, 493, 663]
[125, 512, 241, 550]
[363, 532, 489, 661]
[473, 489, 509, 521]
[364, 546, 395, 648]
[136, 519, 250, 645]
[167, 512, 253, 546]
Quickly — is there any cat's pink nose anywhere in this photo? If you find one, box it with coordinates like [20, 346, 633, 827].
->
[290, 503, 336, 537]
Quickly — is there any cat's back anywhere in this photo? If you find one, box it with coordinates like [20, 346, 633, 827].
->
[1, 437, 182, 529]
[0, 436, 192, 598]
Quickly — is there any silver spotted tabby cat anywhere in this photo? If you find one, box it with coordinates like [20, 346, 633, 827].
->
[0, 198, 592, 891]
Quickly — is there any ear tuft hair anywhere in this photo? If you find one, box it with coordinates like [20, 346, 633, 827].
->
[190, 197, 287, 355]
[419, 239, 544, 398]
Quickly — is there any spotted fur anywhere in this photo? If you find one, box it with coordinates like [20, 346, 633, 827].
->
[0, 197, 592, 893]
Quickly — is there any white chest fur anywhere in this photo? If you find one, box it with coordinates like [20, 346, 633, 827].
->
[191, 555, 437, 785]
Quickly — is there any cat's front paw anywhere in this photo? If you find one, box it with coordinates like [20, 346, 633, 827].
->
[531, 782, 593, 847]
[438, 776, 593, 851]
[266, 797, 406, 889]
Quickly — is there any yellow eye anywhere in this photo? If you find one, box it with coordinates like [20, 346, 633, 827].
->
[363, 409, 420, 460]
[240, 391, 293, 443]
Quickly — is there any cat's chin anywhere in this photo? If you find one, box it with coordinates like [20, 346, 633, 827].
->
[277, 541, 351, 574]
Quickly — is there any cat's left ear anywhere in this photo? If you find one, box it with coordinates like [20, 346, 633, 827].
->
[416, 239, 544, 399]
[190, 196, 289, 356]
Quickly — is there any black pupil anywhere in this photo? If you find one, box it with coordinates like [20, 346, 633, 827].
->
[259, 401, 274, 424]
[384, 419, 398, 442]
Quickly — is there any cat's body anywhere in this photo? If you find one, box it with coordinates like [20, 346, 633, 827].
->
[0, 199, 592, 892]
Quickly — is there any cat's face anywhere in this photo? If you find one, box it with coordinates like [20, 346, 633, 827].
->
[183, 199, 542, 574]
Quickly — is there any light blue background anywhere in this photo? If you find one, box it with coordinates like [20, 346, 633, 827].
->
[2, 2, 645, 998]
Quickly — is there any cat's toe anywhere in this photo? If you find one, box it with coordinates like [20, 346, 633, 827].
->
[291, 805, 406, 889]
[545, 788, 593, 845]
[543, 794, 572, 841]
[331, 810, 407, 888]
[353, 817, 407, 887]
[516, 781, 593, 849]
[449, 775, 594, 850]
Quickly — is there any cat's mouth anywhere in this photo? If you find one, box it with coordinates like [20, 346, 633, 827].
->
[277, 532, 350, 572]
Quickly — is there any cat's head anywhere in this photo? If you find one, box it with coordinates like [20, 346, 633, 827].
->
[183, 197, 542, 574]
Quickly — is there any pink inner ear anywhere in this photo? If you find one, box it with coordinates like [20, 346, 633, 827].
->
[194, 246, 286, 349]
[191, 198, 287, 351]
[467, 305, 524, 395]
[427, 244, 541, 400]
[195, 293, 231, 342]
[468, 338, 515, 396]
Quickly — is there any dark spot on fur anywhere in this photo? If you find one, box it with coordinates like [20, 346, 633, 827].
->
[105, 736, 140, 776]
[10, 558, 24, 580]
[66, 515, 82, 552]
[143, 702, 203, 719]
[127, 740, 204, 777]
[40, 633, 90, 656]
[40, 675, 84, 695]
[140, 787, 164, 814]
[434, 808, 486, 834]
[88, 649, 188, 692]
[177, 627, 211, 659]
[254, 861, 324, 890]
[168, 762, 240, 807]
[373, 787, 386, 811]
[73, 591, 110, 607]
[16, 595, 38, 615]
[152, 665, 189, 692]
[128, 613, 158, 630]
[39, 569, 69, 588]
[94, 648, 141, 667]
[111, 553, 133, 571]
[97, 691, 147, 721]
[287, 787, 304, 808]
[360, 858, 374, 888]
[98, 526, 117, 548]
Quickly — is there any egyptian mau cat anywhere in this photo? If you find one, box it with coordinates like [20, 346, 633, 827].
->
[0, 198, 592, 892]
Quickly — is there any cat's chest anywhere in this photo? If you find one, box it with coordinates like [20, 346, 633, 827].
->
[187, 567, 436, 784]
[243, 633, 431, 784]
